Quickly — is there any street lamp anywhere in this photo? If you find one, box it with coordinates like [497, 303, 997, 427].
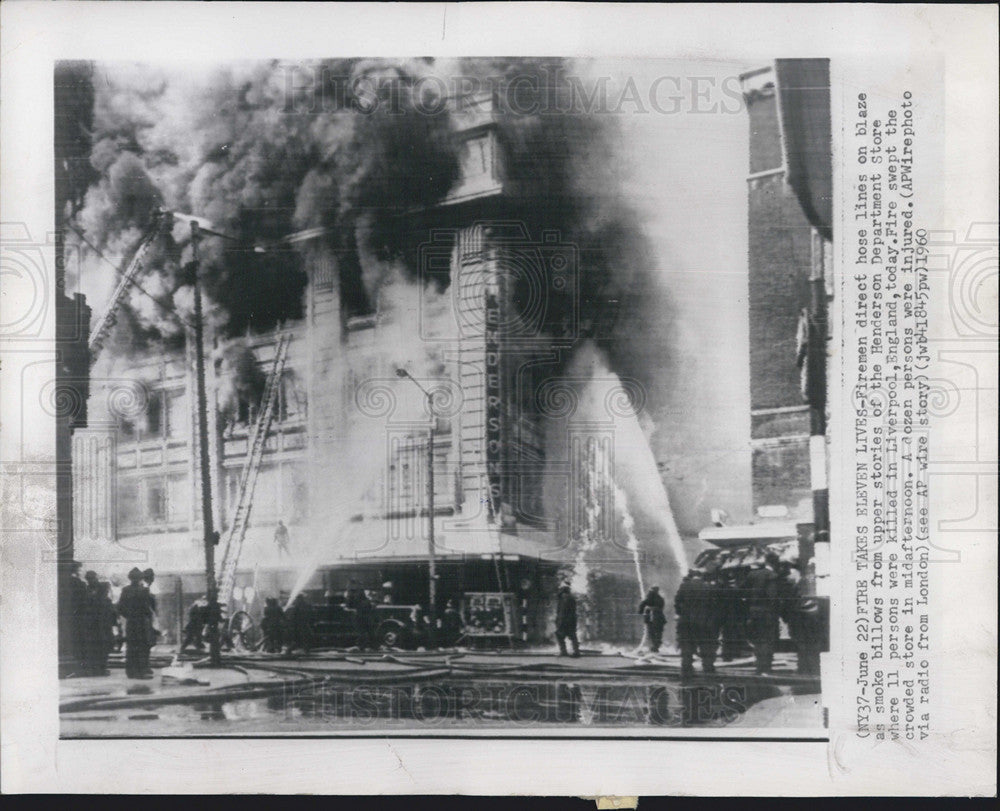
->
[395, 368, 437, 617]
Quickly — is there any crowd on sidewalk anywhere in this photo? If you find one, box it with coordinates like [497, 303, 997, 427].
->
[62, 562, 161, 679]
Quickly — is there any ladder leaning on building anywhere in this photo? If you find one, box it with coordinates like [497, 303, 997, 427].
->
[216, 331, 292, 608]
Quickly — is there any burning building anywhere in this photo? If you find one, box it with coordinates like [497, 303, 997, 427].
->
[68, 60, 693, 646]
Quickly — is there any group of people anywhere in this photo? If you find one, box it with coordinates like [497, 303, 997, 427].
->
[553, 581, 672, 660]
[62, 562, 161, 679]
[180, 595, 226, 653]
[553, 551, 823, 678]
[672, 551, 823, 679]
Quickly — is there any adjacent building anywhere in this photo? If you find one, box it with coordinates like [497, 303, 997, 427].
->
[697, 61, 832, 627]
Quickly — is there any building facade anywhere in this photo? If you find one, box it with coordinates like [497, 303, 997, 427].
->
[741, 63, 833, 527]
[72, 93, 671, 645]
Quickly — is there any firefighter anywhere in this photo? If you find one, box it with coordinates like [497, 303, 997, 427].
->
[719, 562, 750, 661]
[354, 590, 375, 651]
[440, 599, 464, 647]
[344, 578, 365, 610]
[90, 581, 116, 676]
[285, 593, 313, 655]
[64, 561, 89, 674]
[82, 573, 113, 676]
[744, 550, 781, 675]
[260, 597, 285, 653]
[80, 571, 101, 674]
[182, 597, 208, 651]
[789, 558, 823, 675]
[674, 564, 723, 679]
[274, 520, 291, 558]
[117, 567, 155, 679]
[554, 584, 580, 657]
[141, 568, 160, 649]
[638, 585, 668, 654]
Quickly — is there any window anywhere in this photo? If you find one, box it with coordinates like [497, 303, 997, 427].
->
[145, 479, 166, 522]
[117, 480, 140, 529]
[278, 371, 306, 422]
[165, 390, 188, 439]
[282, 464, 309, 523]
[459, 135, 491, 181]
[388, 438, 437, 516]
[145, 391, 163, 437]
[236, 392, 254, 427]
[254, 465, 279, 523]
[167, 474, 189, 524]
[222, 468, 242, 529]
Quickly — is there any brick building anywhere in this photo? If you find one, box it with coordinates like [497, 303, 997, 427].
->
[740, 63, 833, 526]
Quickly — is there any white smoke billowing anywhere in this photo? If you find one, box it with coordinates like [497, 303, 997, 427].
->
[559, 341, 689, 631]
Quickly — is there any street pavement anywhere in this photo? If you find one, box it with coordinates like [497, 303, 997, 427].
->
[60, 645, 821, 735]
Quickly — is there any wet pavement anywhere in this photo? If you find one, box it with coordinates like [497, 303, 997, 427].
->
[60, 646, 822, 736]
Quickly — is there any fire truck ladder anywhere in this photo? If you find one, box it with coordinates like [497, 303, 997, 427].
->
[216, 332, 292, 607]
[87, 208, 170, 359]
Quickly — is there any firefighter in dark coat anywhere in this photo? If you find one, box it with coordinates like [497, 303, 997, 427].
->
[440, 600, 464, 647]
[674, 565, 723, 679]
[82, 572, 114, 676]
[117, 567, 155, 678]
[182, 597, 208, 651]
[785, 558, 823, 676]
[744, 551, 781, 674]
[260, 597, 285, 653]
[141, 568, 159, 648]
[90, 582, 116, 676]
[344, 579, 365, 610]
[285, 593, 313, 655]
[80, 570, 101, 674]
[638, 585, 668, 653]
[554, 584, 580, 657]
[719, 565, 750, 661]
[65, 561, 89, 674]
[354, 591, 375, 651]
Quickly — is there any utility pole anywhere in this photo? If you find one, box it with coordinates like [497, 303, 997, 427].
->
[808, 239, 829, 546]
[190, 221, 221, 666]
[426, 398, 436, 615]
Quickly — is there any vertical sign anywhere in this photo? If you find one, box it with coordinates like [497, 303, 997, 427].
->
[484, 290, 502, 520]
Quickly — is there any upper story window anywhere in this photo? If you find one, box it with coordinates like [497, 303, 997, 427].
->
[117, 387, 167, 443]
[145, 390, 163, 437]
[146, 479, 166, 522]
[165, 389, 188, 439]
[277, 370, 306, 423]
[118, 475, 177, 532]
